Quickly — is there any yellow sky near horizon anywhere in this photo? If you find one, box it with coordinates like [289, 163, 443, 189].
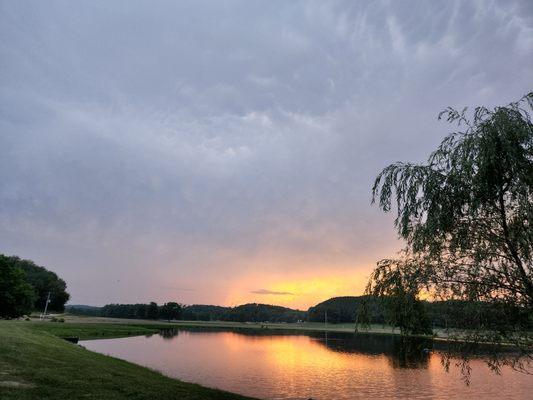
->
[224, 267, 374, 310]
[150, 242, 402, 310]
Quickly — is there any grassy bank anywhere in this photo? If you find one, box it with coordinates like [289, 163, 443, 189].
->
[0, 320, 255, 400]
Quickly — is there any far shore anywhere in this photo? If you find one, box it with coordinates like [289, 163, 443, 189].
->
[50, 315, 531, 347]
[60, 314, 428, 335]
[30, 314, 484, 343]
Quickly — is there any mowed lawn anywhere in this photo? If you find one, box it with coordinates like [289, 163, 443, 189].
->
[0, 321, 256, 400]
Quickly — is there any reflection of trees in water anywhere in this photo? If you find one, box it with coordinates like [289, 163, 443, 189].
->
[159, 329, 180, 339]
[158, 327, 432, 368]
[159, 326, 322, 338]
[389, 337, 431, 369]
[438, 338, 532, 384]
[312, 331, 528, 374]
[155, 327, 527, 377]
[313, 332, 432, 369]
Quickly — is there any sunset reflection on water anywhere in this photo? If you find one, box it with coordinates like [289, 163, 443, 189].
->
[82, 329, 532, 400]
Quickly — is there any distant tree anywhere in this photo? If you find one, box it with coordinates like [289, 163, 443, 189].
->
[367, 259, 432, 335]
[146, 302, 159, 319]
[159, 302, 182, 321]
[0, 257, 35, 318]
[135, 304, 148, 319]
[181, 305, 229, 321]
[100, 304, 135, 318]
[101, 303, 156, 319]
[65, 305, 102, 316]
[0, 255, 70, 312]
[368, 93, 533, 369]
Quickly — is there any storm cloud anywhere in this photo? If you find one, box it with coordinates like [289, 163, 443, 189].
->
[1, 0, 532, 307]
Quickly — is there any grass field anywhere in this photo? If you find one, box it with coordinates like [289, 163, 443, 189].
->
[0, 320, 255, 400]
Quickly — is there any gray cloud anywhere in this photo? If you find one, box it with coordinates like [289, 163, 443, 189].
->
[1, 0, 532, 306]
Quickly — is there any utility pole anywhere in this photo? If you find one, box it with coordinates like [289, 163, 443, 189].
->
[41, 292, 51, 320]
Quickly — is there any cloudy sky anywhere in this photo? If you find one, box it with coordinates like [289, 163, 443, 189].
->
[1, 0, 532, 309]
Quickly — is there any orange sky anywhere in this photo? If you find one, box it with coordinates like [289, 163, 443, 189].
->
[224, 266, 374, 310]
[143, 235, 401, 310]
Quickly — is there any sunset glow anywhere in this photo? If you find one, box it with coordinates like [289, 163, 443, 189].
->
[226, 268, 372, 310]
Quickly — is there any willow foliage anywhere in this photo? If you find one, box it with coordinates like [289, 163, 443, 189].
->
[367, 93, 533, 349]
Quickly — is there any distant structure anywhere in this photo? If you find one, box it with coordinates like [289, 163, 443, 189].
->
[40, 291, 51, 320]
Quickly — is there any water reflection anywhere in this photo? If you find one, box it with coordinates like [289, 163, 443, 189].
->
[159, 329, 433, 369]
[159, 328, 180, 339]
[81, 328, 532, 400]
[314, 332, 432, 369]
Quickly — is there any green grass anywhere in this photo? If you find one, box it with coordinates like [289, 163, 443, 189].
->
[19, 321, 161, 340]
[0, 320, 256, 400]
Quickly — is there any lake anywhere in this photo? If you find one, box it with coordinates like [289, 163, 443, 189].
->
[81, 329, 532, 399]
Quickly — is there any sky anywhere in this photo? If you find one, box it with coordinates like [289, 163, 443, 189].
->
[1, 0, 532, 309]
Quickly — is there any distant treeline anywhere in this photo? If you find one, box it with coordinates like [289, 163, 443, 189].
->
[218, 303, 306, 323]
[67, 302, 306, 323]
[66, 295, 529, 330]
[307, 296, 531, 330]
[66, 305, 101, 316]
[97, 302, 182, 321]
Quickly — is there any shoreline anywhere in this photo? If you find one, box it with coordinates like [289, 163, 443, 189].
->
[59, 315, 532, 348]
[0, 320, 257, 400]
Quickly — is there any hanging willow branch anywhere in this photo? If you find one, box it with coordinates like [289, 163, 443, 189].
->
[371, 93, 533, 307]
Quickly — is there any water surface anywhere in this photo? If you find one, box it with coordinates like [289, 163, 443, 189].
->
[81, 329, 532, 400]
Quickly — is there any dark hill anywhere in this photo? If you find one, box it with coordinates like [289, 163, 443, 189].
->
[221, 303, 306, 323]
[308, 295, 385, 324]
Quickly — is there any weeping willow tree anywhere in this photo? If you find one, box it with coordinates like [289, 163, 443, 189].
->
[367, 93, 532, 373]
